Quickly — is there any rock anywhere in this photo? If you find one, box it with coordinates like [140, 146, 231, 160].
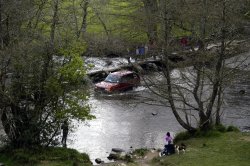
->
[105, 60, 113, 66]
[95, 158, 103, 164]
[168, 54, 185, 63]
[107, 151, 120, 160]
[0, 163, 4, 166]
[107, 149, 127, 160]
[150, 148, 156, 153]
[151, 112, 158, 116]
[239, 90, 246, 94]
[129, 146, 134, 154]
[111, 148, 125, 153]
[120, 151, 126, 157]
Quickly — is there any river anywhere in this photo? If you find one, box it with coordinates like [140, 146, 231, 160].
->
[68, 52, 250, 163]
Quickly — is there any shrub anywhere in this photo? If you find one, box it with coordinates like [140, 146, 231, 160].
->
[227, 125, 240, 132]
[0, 147, 92, 166]
[124, 154, 134, 163]
[174, 131, 192, 143]
[194, 129, 221, 138]
[174, 129, 222, 143]
[133, 148, 148, 157]
[215, 124, 227, 133]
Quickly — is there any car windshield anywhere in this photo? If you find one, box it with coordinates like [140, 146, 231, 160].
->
[104, 74, 121, 83]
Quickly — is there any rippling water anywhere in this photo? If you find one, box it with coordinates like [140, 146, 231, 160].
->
[68, 53, 250, 163]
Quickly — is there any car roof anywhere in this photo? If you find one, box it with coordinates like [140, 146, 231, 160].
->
[110, 70, 135, 76]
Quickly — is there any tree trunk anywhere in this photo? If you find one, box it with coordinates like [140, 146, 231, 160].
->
[78, 0, 89, 38]
[200, 0, 207, 39]
[50, 0, 59, 49]
[92, 7, 109, 39]
[0, 0, 3, 48]
[1, 105, 40, 148]
[206, 0, 226, 119]
[215, 85, 223, 125]
[159, 0, 196, 133]
[142, 0, 158, 43]
[164, 54, 196, 133]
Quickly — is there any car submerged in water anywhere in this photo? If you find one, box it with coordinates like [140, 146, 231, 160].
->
[94, 70, 140, 93]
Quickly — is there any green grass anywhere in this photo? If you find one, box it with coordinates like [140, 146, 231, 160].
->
[0, 147, 92, 166]
[133, 148, 149, 157]
[151, 132, 250, 166]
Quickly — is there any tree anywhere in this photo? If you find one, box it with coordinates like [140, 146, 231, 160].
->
[0, 0, 94, 148]
[142, 0, 248, 132]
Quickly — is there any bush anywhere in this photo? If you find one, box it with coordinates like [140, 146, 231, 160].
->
[215, 124, 227, 133]
[124, 154, 134, 163]
[227, 125, 240, 132]
[174, 131, 192, 143]
[174, 129, 222, 143]
[194, 129, 221, 138]
[133, 148, 148, 157]
[12, 149, 37, 164]
[0, 147, 92, 166]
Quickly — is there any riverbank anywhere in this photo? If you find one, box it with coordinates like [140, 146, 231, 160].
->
[0, 129, 249, 166]
[103, 131, 250, 166]
[0, 147, 92, 166]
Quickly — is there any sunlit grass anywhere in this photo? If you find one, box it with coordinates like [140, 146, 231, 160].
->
[151, 132, 250, 166]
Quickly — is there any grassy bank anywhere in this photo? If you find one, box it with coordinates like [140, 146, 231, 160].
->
[151, 131, 250, 166]
[0, 147, 92, 166]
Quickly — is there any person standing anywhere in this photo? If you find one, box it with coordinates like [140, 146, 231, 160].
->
[61, 120, 69, 148]
[165, 132, 173, 144]
[162, 132, 174, 155]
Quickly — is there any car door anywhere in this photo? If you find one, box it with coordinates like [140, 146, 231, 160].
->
[119, 74, 134, 90]
[131, 73, 140, 85]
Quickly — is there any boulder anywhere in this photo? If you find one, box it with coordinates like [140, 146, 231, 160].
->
[111, 148, 125, 153]
[95, 158, 103, 164]
[151, 112, 158, 116]
[107, 149, 126, 160]
[239, 90, 246, 94]
[107, 151, 120, 160]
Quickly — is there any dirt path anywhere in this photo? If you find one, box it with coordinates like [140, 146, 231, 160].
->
[100, 150, 160, 166]
[135, 150, 159, 166]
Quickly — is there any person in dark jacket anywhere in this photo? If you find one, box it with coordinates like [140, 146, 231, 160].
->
[61, 120, 69, 147]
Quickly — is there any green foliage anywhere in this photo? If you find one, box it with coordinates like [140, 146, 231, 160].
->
[0, 147, 92, 166]
[173, 131, 193, 143]
[194, 129, 221, 138]
[174, 129, 223, 143]
[0, 3, 94, 146]
[174, 125, 241, 144]
[215, 124, 227, 133]
[227, 125, 240, 132]
[124, 154, 134, 163]
[152, 132, 250, 166]
[133, 148, 148, 157]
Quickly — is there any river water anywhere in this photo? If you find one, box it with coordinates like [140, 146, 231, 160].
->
[68, 53, 250, 162]
[0, 54, 249, 163]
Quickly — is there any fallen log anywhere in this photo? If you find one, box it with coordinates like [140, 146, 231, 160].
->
[87, 59, 165, 82]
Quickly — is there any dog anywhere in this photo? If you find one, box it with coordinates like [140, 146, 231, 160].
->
[175, 143, 186, 154]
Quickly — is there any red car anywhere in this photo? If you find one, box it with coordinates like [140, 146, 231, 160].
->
[95, 70, 140, 93]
